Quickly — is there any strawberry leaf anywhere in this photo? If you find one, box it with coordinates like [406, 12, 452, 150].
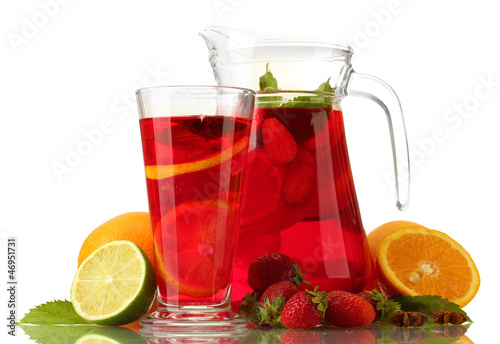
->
[292, 264, 311, 288]
[367, 290, 401, 322]
[258, 295, 285, 327]
[390, 295, 472, 322]
[239, 292, 261, 324]
[305, 286, 328, 320]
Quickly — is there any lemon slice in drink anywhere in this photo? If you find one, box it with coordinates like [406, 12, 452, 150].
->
[71, 240, 156, 326]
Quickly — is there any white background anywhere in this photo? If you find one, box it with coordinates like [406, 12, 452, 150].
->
[1, 0, 499, 342]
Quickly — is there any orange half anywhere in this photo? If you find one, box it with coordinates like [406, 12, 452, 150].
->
[154, 199, 237, 298]
[376, 227, 480, 307]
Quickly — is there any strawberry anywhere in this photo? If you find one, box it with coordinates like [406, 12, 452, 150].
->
[357, 290, 382, 322]
[257, 281, 298, 325]
[280, 149, 316, 207]
[262, 117, 298, 166]
[259, 281, 298, 308]
[325, 290, 375, 328]
[247, 252, 310, 294]
[281, 287, 328, 329]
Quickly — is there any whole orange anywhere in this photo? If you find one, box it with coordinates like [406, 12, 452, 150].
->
[78, 212, 156, 271]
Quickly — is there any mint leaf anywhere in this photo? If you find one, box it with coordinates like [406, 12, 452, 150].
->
[19, 325, 96, 344]
[280, 77, 335, 109]
[257, 65, 335, 109]
[257, 64, 282, 108]
[390, 295, 471, 322]
[259, 63, 279, 91]
[316, 78, 334, 93]
[19, 300, 89, 325]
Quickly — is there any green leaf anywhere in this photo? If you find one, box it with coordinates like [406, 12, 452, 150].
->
[390, 295, 472, 322]
[257, 65, 336, 109]
[279, 77, 335, 109]
[238, 292, 261, 324]
[292, 264, 311, 288]
[259, 63, 279, 91]
[305, 286, 328, 320]
[19, 325, 96, 344]
[19, 300, 89, 325]
[316, 77, 334, 93]
[257, 296, 286, 327]
[367, 290, 401, 321]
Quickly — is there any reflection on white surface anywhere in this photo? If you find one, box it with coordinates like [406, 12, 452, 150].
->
[17, 322, 472, 344]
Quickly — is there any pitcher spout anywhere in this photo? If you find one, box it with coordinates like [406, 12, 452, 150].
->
[199, 26, 260, 55]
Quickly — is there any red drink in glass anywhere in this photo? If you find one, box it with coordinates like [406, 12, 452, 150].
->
[140, 115, 251, 306]
[232, 98, 375, 310]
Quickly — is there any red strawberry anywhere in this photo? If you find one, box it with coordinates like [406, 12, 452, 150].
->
[280, 149, 316, 207]
[258, 281, 298, 325]
[357, 290, 382, 322]
[247, 253, 309, 294]
[325, 290, 376, 328]
[259, 281, 298, 308]
[262, 117, 298, 166]
[281, 288, 328, 329]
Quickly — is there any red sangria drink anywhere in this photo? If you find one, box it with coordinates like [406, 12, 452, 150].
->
[136, 86, 254, 332]
[141, 115, 251, 305]
[232, 92, 375, 310]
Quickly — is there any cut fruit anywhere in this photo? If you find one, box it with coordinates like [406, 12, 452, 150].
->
[154, 199, 237, 298]
[239, 150, 284, 228]
[373, 224, 480, 307]
[71, 240, 156, 326]
[303, 109, 345, 158]
[280, 149, 316, 207]
[262, 118, 298, 166]
[145, 136, 249, 180]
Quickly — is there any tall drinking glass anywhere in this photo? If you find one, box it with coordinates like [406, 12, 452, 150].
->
[136, 86, 255, 335]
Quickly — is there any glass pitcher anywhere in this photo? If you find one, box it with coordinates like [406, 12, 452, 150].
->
[200, 27, 410, 310]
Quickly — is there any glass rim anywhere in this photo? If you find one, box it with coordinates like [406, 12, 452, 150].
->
[256, 90, 337, 97]
[136, 85, 255, 96]
[229, 41, 354, 55]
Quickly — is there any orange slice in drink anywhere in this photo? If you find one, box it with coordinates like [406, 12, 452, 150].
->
[154, 199, 237, 298]
[145, 137, 249, 180]
[239, 150, 283, 228]
[370, 222, 480, 307]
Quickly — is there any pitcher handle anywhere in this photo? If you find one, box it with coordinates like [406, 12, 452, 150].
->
[342, 66, 410, 211]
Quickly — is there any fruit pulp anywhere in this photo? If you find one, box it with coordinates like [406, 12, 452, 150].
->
[140, 115, 251, 307]
[233, 105, 375, 310]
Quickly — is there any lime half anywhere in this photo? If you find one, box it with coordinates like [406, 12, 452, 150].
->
[71, 240, 156, 326]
